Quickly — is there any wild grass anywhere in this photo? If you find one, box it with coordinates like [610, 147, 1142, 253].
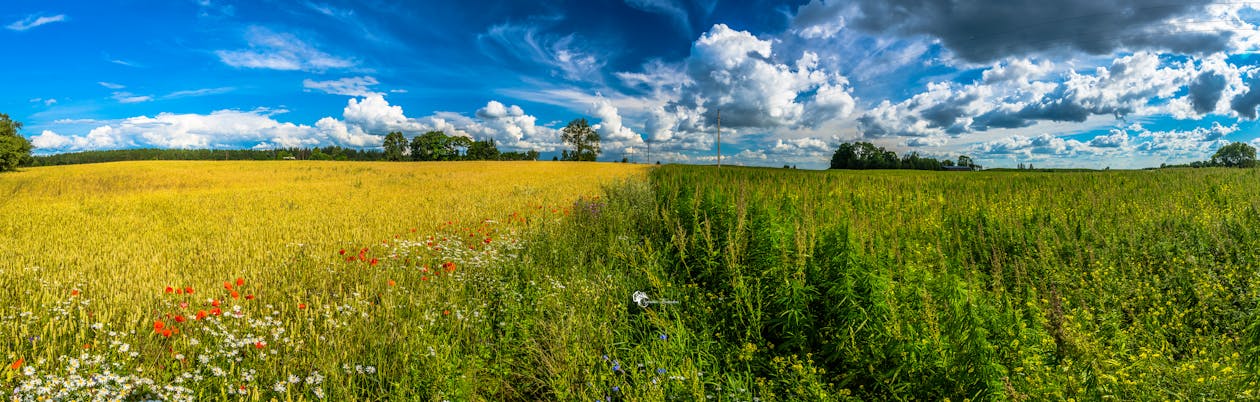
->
[4, 161, 1260, 400]
[613, 165, 1260, 400]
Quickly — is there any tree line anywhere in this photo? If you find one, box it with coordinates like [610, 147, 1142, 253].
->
[830, 141, 979, 170]
[380, 130, 539, 162]
[17, 117, 607, 168]
[27, 147, 381, 166]
[1159, 142, 1257, 169]
[25, 142, 541, 167]
[380, 118, 601, 162]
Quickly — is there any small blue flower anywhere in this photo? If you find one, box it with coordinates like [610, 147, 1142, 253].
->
[656, 368, 666, 374]
[659, 333, 668, 340]
[612, 386, 620, 392]
[612, 361, 621, 371]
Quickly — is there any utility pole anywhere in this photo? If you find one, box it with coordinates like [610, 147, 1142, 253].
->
[716, 109, 721, 168]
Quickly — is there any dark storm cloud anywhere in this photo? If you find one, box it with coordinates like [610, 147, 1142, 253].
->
[855, 115, 890, 137]
[967, 97, 1093, 133]
[848, 0, 1228, 62]
[1189, 71, 1226, 114]
[1015, 96, 1095, 123]
[920, 96, 973, 129]
[1230, 75, 1260, 120]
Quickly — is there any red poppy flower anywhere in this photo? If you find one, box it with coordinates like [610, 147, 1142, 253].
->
[298, 303, 307, 309]
[154, 320, 166, 331]
[210, 307, 222, 316]
[255, 341, 266, 349]
[165, 286, 174, 294]
[235, 278, 245, 287]
[484, 238, 492, 244]
[70, 289, 80, 296]
[422, 276, 429, 281]
[174, 316, 186, 323]
[339, 249, 346, 255]
[443, 310, 450, 316]
[10, 358, 22, 370]
[185, 287, 194, 294]
[231, 291, 240, 299]
[245, 294, 255, 300]
[370, 258, 379, 266]
[223, 282, 233, 290]
[161, 329, 172, 337]
[211, 300, 220, 307]
[388, 280, 396, 287]
[196, 310, 207, 320]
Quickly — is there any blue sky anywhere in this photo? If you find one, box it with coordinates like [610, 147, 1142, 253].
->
[5, 0, 1260, 169]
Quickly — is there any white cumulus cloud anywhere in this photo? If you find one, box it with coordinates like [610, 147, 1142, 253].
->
[634, 24, 856, 153]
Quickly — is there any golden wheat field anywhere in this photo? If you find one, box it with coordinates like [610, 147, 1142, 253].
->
[0, 160, 646, 400]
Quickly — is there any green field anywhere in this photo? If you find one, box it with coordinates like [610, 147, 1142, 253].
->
[631, 166, 1260, 400]
[4, 162, 1260, 400]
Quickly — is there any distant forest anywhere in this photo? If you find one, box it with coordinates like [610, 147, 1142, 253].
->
[830, 141, 980, 170]
[25, 143, 540, 167]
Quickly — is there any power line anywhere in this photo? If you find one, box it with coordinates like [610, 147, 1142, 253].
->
[716, 109, 721, 168]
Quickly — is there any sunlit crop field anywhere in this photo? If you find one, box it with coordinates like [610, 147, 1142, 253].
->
[0, 161, 646, 400]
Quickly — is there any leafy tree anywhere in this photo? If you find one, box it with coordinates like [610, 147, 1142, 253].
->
[830, 143, 857, 169]
[1211, 142, 1257, 168]
[411, 131, 450, 161]
[0, 113, 32, 172]
[831, 141, 961, 171]
[466, 139, 500, 161]
[560, 118, 600, 161]
[957, 155, 975, 168]
[383, 131, 407, 161]
[310, 149, 332, 160]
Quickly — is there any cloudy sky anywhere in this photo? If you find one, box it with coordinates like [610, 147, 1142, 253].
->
[5, 0, 1260, 168]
